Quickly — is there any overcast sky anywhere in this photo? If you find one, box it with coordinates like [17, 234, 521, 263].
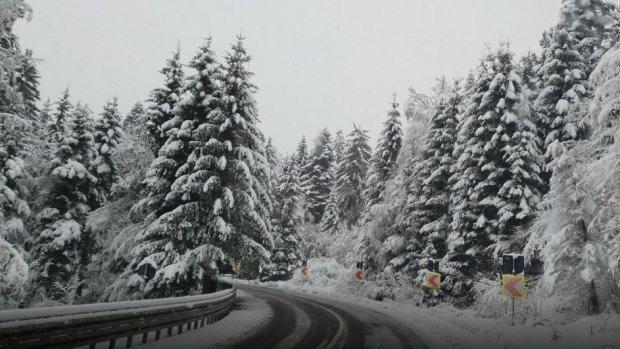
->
[15, 0, 563, 153]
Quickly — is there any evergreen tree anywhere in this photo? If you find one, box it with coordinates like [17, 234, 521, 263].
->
[50, 88, 72, 143]
[364, 98, 403, 211]
[123, 101, 145, 131]
[145, 45, 184, 156]
[335, 124, 372, 226]
[0, 140, 29, 244]
[559, 0, 619, 74]
[32, 104, 97, 301]
[14, 49, 40, 127]
[445, 45, 544, 301]
[302, 128, 335, 223]
[127, 38, 225, 297]
[128, 36, 273, 297]
[445, 47, 508, 300]
[320, 185, 341, 234]
[407, 81, 461, 270]
[93, 97, 123, 199]
[295, 135, 309, 167]
[39, 98, 52, 127]
[333, 130, 346, 164]
[264, 157, 304, 280]
[535, 27, 589, 168]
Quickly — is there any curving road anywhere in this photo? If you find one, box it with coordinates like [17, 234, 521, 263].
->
[229, 284, 427, 349]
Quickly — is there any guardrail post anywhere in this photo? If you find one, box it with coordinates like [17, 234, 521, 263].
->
[125, 335, 133, 348]
[186, 322, 191, 331]
[142, 332, 148, 344]
[109, 338, 116, 349]
[193, 321, 198, 329]
[178, 324, 183, 334]
[167, 327, 173, 337]
[89, 343, 96, 349]
[200, 318, 205, 327]
[155, 329, 161, 340]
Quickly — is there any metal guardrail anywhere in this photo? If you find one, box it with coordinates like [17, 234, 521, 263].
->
[0, 281, 236, 349]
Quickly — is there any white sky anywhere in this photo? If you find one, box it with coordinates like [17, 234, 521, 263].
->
[15, 0, 563, 153]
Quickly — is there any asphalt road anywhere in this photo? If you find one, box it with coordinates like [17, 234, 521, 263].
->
[230, 284, 427, 349]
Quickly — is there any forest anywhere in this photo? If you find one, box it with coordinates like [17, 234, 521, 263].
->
[1, 0, 620, 325]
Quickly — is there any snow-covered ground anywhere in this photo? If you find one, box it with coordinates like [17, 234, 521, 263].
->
[140, 290, 271, 349]
[229, 276, 620, 349]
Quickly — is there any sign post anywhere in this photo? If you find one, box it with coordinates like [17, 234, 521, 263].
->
[423, 259, 441, 289]
[500, 254, 526, 326]
[354, 260, 365, 281]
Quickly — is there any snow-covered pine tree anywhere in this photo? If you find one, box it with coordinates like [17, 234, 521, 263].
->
[264, 156, 304, 280]
[145, 45, 184, 156]
[39, 98, 52, 127]
[535, 26, 589, 171]
[124, 38, 224, 298]
[364, 97, 403, 212]
[333, 130, 346, 164]
[559, 0, 619, 75]
[16, 49, 40, 124]
[93, 98, 123, 200]
[49, 88, 72, 143]
[335, 124, 371, 226]
[0, 138, 29, 245]
[214, 34, 274, 277]
[32, 103, 98, 301]
[320, 179, 341, 234]
[492, 69, 545, 256]
[302, 128, 335, 223]
[538, 141, 602, 313]
[295, 135, 309, 167]
[406, 80, 462, 276]
[444, 49, 502, 301]
[123, 101, 145, 131]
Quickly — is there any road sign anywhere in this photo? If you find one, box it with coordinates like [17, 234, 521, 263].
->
[501, 254, 524, 275]
[354, 268, 365, 281]
[300, 266, 310, 278]
[424, 272, 441, 289]
[426, 259, 440, 273]
[501, 274, 526, 300]
[232, 262, 241, 273]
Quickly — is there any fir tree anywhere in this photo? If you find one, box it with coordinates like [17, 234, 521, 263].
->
[0, 140, 29, 244]
[302, 128, 335, 223]
[444, 48, 508, 300]
[93, 97, 124, 199]
[295, 135, 309, 167]
[264, 157, 304, 280]
[535, 27, 589, 169]
[559, 0, 619, 74]
[32, 104, 98, 301]
[39, 98, 52, 127]
[335, 124, 372, 226]
[408, 81, 462, 269]
[333, 130, 346, 164]
[320, 185, 341, 234]
[145, 45, 184, 156]
[50, 88, 72, 143]
[15, 49, 40, 125]
[123, 101, 145, 131]
[364, 97, 403, 212]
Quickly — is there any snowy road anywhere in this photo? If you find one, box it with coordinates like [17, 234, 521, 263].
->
[231, 284, 428, 349]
